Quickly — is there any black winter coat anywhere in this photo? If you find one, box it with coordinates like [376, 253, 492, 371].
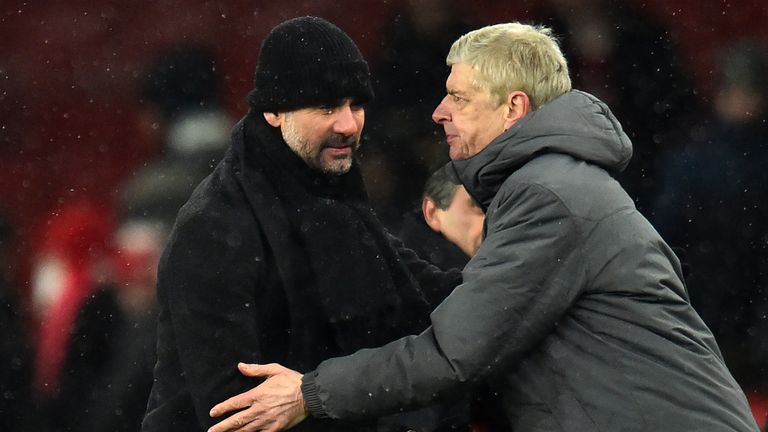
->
[142, 113, 460, 431]
[398, 210, 469, 306]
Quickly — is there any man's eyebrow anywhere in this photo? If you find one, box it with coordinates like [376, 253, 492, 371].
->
[447, 88, 468, 96]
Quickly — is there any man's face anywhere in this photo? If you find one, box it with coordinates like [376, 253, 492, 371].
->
[432, 63, 508, 160]
[428, 185, 485, 257]
[279, 99, 364, 175]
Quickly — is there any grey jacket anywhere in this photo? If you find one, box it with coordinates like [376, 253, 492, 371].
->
[302, 91, 759, 431]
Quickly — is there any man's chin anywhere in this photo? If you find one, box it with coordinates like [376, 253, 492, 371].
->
[319, 157, 353, 175]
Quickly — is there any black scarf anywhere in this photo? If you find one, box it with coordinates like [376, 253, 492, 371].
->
[236, 112, 428, 359]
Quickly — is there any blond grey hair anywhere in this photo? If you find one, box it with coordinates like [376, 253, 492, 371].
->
[446, 22, 571, 110]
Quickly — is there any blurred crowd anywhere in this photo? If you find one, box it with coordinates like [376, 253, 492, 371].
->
[2, 0, 768, 430]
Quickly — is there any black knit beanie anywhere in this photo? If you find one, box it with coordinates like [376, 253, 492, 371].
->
[248, 16, 374, 112]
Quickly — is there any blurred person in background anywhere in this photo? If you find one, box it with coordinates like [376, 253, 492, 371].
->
[121, 44, 233, 228]
[142, 16, 460, 432]
[86, 46, 233, 428]
[29, 200, 116, 431]
[83, 45, 236, 429]
[652, 39, 768, 394]
[31, 208, 165, 431]
[80, 219, 164, 431]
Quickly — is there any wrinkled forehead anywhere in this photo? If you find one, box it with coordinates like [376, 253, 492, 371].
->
[446, 63, 485, 95]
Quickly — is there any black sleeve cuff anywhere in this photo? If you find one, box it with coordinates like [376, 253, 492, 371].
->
[301, 370, 330, 419]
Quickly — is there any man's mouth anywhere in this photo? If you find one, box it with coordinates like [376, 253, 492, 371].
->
[323, 135, 356, 150]
[323, 145, 353, 157]
[325, 143, 351, 149]
[324, 145, 351, 150]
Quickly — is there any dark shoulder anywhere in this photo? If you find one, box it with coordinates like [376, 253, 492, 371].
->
[161, 152, 263, 271]
[175, 150, 242, 225]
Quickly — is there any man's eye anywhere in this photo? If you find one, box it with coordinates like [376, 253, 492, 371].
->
[318, 105, 335, 114]
[451, 95, 464, 103]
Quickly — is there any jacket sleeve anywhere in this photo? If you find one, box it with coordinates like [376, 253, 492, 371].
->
[387, 233, 463, 308]
[301, 182, 587, 420]
[158, 204, 267, 428]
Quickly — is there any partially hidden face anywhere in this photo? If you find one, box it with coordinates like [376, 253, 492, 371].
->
[432, 63, 509, 161]
[280, 99, 364, 175]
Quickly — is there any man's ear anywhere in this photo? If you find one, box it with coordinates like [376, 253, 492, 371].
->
[502, 91, 531, 130]
[263, 112, 283, 127]
[422, 197, 443, 233]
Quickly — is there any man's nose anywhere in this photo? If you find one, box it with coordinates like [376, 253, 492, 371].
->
[432, 98, 450, 124]
[333, 106, 359, 136]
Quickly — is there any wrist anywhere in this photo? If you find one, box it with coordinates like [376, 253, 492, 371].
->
[299, 374, 308, 415]
[300, 370, 329, 419]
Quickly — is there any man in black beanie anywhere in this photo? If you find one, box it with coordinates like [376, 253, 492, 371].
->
[141, 16, 461, 432]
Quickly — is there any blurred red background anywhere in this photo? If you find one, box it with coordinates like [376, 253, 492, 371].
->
[1, 0, 766, 292]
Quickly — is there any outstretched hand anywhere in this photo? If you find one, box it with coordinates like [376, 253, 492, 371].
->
[208, 363, 307, 432]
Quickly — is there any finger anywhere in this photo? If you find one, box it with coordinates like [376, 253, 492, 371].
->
[230, 403, 294, 432]
[238, 362, 287, 377]
[235, 416, 279, 432]
[209, 390, 256, 418]
[208, 405, 264, 432]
